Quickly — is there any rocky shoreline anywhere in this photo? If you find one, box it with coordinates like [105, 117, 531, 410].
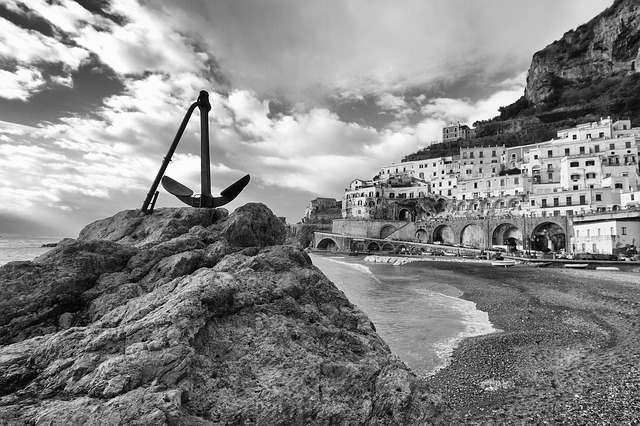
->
[0, 205, 441, 425]
[1, 206, 638, 424]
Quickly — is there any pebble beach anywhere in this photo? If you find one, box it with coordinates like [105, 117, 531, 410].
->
[418, 261, 640, 424]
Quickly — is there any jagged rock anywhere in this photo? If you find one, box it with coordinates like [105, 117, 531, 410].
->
[0, 203, 439, 425]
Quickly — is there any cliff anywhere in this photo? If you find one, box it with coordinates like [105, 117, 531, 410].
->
[0, 203, 439, 425]
[525, 0, 640, 114]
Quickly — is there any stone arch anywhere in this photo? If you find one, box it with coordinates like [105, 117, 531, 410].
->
[352, 240, 366, 252]
[381, 243, 395, 252]
[398, 208, 412, 221]
[531, 222, 566, 252]
[492, 222, 522, 252]
[316, 238, 338, 251]
[433, 225, 454, 244]
[415, 228, 428, 242]
[367, 242, 380, 252]
[436, 198, 448, 212]
[395, 244, 408, 254]
[380, 225, 396, 239]
[460, 223, 485, 248]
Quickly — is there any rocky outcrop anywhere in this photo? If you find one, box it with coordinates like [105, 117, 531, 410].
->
[525, 0, 640, 106]
[0, 203, 439, 425]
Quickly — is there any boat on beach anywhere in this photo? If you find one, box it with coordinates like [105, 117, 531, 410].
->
[564, 263, 589, 269]
[491, 260, 517, 267]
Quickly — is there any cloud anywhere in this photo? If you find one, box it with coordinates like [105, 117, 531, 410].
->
[0, 66, 46, 99]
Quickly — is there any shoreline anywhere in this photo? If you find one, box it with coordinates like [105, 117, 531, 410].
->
[420, 261, 640, 424]
[311, 251, 640, 423]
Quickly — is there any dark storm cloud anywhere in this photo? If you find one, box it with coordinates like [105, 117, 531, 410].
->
[0, 1, 56, 37]
[0, 54, 125, 125]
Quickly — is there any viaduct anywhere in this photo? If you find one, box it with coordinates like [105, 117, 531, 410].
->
[312, 215, 570, 254]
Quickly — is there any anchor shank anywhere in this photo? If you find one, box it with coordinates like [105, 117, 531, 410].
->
[198, 90, 212, 199]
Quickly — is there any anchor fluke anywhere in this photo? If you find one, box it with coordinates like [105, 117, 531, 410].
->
[162, 176, 193, 197]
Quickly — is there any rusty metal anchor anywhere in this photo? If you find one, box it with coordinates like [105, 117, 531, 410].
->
[141, 91, 250, 213]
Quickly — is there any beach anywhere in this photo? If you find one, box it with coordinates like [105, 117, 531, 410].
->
[417, 261, 640, 424]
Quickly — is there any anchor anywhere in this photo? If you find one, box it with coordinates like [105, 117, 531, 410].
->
[141, 90, 250, 213]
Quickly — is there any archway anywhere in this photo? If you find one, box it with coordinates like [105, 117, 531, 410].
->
[531, 222, 566, 252]
[380, 225, 396, 239]
[398, 208, 412, 221]
[381, 243, 395, 252]
[316, 238, 338, 251]
[367, 242, 380, 252]
[492, 222, 522, 252]
[415, 228, 428, 242]
[395, 244, 408, 254]
[460, 224, 485, 248]
[433, 225, 454, 244]
[352, 240, 366, 252]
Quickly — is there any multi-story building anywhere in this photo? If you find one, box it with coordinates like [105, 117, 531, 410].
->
[338, 117, 640, 255]
[442, 122, 476, 142]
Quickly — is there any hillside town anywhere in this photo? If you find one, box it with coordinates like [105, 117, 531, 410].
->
[314, 117, 640, 257]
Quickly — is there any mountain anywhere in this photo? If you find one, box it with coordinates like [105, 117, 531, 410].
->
[404, 0, 640, 162]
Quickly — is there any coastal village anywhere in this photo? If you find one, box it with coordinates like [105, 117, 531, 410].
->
[307, 117, 640, 259]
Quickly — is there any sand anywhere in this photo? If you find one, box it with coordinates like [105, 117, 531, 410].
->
[419, 261, 640, 424]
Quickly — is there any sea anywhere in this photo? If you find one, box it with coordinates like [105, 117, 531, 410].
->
[0, 233, 68, 266]
[310, 254, 497, 377]
[0, 237, 497, 377]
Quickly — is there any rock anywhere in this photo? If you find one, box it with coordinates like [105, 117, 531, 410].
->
[0, 203, 439, 425]
[525, 0, 640, 107]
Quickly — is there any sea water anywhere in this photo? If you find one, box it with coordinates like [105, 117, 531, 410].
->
[310, 254, 496, 377]
[0, 234, 66, 266]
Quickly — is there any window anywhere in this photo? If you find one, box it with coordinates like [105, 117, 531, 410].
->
[573, 185, 579, 190]
[566, 197, 572, 206]
[492, 150, 497, 157]
[586, 173, 596, 179]
[570, 161, 580, 167]
[622, 227, 627, 235]
[389, 193, 395, 198]
[486, 181, 491, 188]
[554, 210, 560, 217]
[610, 227, 614, 235]
[586, 134, 591, 139]
[610, 143, 616, 150]
[571, 174, 580, 181]
[599, 132, 605, 138]
[530, 200, 536, 206]
[500, 179, 505, 186]
[567, 210, 573, 216]
[473, 182, 478, 189]
[598, 228, 601, 236]
[548, 150, 553, 158]
[534, 154, 539, 160]
[553, 198, 559, 206]
[548, 172, 554, 180]
[626, 141, 632, 148]
[479, 152, 484, 158]
[565, 148, 570, 155]
[514, 178, 519, 184]
[576, 230, 580, 237]
[585, 160, 595, 166]
[579, 147, 585, 154]
[615, 183, 623, 189]
[594, 145, 600, 152]
[595, 193, 602, 201]
[541, 199, 547, 207]
[572, 135, 577, 140]
[469, 152, 474, 158]
[580, 195, 586, 204]
[587, 229, 590, 237]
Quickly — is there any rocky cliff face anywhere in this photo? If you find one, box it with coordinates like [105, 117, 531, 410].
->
[0, 203, 439, 425]
[525, 0, 640, 107]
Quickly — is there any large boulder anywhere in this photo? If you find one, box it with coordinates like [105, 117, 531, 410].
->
[0, 203, 440, 425]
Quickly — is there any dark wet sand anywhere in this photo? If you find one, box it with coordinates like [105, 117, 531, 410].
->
[418, 261, 640, 424]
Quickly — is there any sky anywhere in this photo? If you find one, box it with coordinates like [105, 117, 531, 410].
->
[0, 0, 614, 236]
